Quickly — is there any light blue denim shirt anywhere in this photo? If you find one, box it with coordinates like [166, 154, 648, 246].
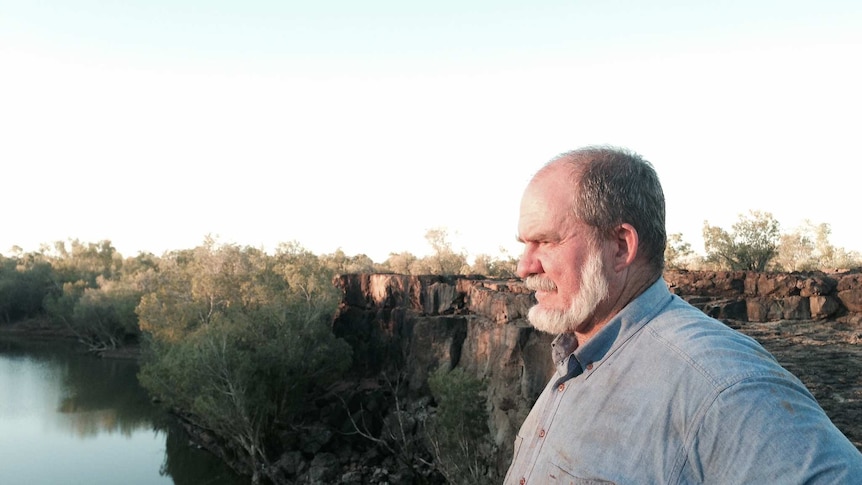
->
[505, 278, 862, 484]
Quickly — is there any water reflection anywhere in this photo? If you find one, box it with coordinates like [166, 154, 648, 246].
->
[0, 336, 247, 485]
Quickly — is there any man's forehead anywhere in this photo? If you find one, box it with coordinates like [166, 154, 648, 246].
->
[522, 168, 573, 211]
[519, 178, 575, 238]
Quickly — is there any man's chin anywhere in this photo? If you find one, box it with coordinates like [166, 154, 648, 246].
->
[527, 305, 576, 335]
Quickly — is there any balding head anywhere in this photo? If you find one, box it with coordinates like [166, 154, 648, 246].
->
[540, 146, 667, 276]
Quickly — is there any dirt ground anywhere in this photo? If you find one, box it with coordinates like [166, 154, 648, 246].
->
[726, 318, 862, 451]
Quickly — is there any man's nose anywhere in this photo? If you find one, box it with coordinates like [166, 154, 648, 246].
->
[516, 248, 541, 279]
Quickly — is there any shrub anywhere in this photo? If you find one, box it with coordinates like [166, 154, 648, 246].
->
[426, 366, 495, 485]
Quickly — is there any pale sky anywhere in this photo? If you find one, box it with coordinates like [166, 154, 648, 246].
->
[2, 0, 860, 262]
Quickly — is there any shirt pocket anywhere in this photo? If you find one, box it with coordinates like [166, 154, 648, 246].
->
[546, 461, 616, 485]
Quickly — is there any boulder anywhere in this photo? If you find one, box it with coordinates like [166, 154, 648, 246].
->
[810, 295, 842, 320]
[837, 273, 862, 313]
[797, 274, 838, 297]
[756, 273, 803, 298]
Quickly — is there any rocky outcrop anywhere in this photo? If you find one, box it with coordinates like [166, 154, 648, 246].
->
[331, 274, 552, 479]
[663, 269, 862, 322]
[328, 269, 862, 482]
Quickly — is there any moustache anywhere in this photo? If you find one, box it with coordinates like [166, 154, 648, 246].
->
[524, 275, 557, 292]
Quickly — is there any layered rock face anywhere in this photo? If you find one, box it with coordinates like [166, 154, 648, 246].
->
[331, 270, 862, 479]
[332, 274, 553, 476]
[665, 270, 862, 322]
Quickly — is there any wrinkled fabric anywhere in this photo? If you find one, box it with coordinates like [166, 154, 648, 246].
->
[505, 278, 862, 484]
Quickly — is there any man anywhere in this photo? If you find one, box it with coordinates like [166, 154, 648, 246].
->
[505, 146, 862, 484]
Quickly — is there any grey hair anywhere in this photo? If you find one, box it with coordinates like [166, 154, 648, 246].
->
[542, 145, 667, 273]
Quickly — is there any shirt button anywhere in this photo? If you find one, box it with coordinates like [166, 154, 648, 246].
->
[557, 383, 565, 392]
[538, 429, 546, 438]
[519, 478, 526, 485]
[586, 363, 594, 370]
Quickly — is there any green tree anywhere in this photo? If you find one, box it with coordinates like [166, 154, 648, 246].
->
[382, 251, 419, 275]
[273, 241, 342, 321]
[775, 222, 818, 271]
[137, 238, 274, 342]
[703, 211, 781, 271]
[37, 240, 128, 338]
[136, 253, 207, 343]
[824, 247, 862, 270]
[137, 239, 351, 484]
[320, 248, 378, 274]
[777, 221, 862, 270]
[0, 254, 54, 322]
[120, 251, 160, 279]
[44, 280, 89, 328]
[469, 254, 494, 276]
[422, 228, 469, 275]
[69, 277, 142, 350]
[664, 233, 696, 270]
[426, 367, 494, 485]
[46, 239, 122, 288]
[469, 251, 518, 277]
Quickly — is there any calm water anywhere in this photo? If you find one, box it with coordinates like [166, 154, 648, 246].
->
[0, 336, 248, 485]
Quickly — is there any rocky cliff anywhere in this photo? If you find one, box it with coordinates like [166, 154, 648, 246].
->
[330, 270, 862, 481]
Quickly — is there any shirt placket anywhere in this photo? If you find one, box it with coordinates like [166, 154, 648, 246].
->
[517, 355, 583, 484]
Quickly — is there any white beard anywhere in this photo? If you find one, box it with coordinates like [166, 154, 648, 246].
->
[525, 250, 609, 335]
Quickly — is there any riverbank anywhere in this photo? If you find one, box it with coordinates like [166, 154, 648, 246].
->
[0, 317, 75, 338]
[0, 318, 141, 359]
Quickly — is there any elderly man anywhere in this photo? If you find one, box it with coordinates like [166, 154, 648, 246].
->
[505, 146, 862, 484]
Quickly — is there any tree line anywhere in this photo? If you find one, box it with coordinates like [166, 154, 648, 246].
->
[0, 229, 515, 334]
[668, 211, 861, 272]
[1, 216, 858, 354]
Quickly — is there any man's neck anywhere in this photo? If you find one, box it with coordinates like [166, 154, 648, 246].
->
[574, 271, 660, 347]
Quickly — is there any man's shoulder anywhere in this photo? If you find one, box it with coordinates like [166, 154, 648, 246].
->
[646, 294, 755, 345]
[641, 297, 785, 387]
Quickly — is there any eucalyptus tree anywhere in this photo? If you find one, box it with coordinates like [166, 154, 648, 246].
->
[69, 277, 142, 350]
[137, 239, 351, 484]
[775, 220, 862, 271]
[664, 233, 696, 270]
[423, 228, 468, 275]
[0, 253, 54, 322]
[45, 239, 123, 288]
[320, 248, 378, 274]
[382, 251, 420, 275]
[702, 211, 781, 271]
[468, 253, 518, 277]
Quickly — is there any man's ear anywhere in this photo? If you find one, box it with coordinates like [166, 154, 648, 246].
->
[611, 223, 639, 272]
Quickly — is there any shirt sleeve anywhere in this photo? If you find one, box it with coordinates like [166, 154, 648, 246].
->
[683, 372, 862, 484]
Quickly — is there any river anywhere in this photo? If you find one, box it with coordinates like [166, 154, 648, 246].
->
[0, 336, 249, 485]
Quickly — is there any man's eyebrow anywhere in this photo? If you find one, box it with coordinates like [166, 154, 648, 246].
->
[518, 231, 555, 244]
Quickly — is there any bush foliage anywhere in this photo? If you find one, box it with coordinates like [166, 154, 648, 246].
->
[136, 239, 352, 483]
[426, 366, 496, 485]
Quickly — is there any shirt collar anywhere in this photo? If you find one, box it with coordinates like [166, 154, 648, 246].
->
[552, 277, 672, 377]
